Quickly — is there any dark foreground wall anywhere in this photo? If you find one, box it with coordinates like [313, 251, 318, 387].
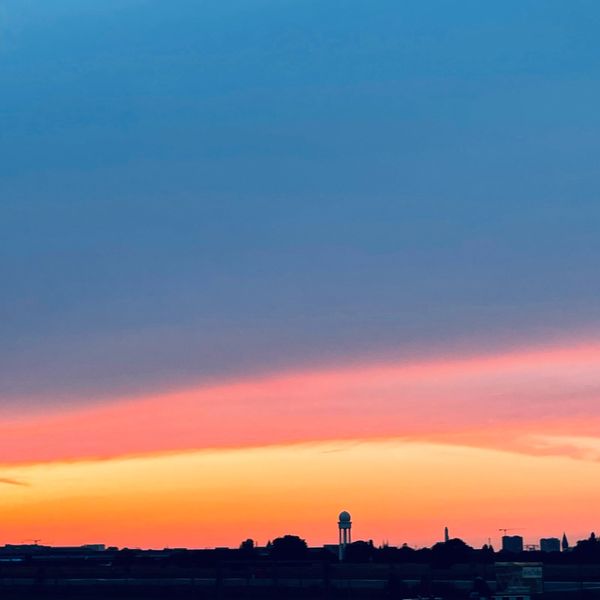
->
[3, 580, 600, 600]
[2, 561, 600, 599]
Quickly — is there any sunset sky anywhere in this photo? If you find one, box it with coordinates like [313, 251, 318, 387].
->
[2, 0, 600, 550]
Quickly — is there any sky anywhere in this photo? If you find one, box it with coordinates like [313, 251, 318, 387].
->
[1, 0, 600, 549]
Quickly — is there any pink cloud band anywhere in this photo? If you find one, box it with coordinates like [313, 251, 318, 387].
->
[3, 341, 600, 466]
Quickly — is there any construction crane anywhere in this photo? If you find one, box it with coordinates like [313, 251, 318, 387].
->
[498, 528, 523, 535]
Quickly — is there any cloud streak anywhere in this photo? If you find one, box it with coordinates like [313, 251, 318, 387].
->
[0, 477, 28, 487]
[2, 340, 600, 466]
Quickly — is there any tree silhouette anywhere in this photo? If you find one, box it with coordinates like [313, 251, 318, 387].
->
[430, 538, 473, 566]
[239, 539, 255, 557]
[270, 535, 308, 560]
[573, 532, 600, 562]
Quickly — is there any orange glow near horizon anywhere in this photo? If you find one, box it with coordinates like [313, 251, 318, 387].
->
[1, 440, 599, 549]
[2, 340, 600, 548]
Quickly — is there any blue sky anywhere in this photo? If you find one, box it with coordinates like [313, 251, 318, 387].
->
[2, 0, 600, 408]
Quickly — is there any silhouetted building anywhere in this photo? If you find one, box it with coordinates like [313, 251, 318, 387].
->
[502, 535, 524, 553]
[444, 526, 449, 543]
[540, 537, 560, 552]
[562, 532, 569, 551]
[338, 511, 352, 560]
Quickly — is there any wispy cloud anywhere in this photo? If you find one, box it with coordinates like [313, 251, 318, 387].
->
[0, 477, 28, 487]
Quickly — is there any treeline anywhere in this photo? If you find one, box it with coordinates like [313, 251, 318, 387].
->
[5, 532, 600, 568]
[114, 532, 600, 567]
[344, 534, 600, 566]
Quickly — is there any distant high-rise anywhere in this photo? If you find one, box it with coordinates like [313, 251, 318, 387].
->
[502, 535, 524, 553]
[562, 533, 569, 551]
[540, 537, 560, 552]
[338, 511, 352, 561]
[444, 526, 449, 543]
